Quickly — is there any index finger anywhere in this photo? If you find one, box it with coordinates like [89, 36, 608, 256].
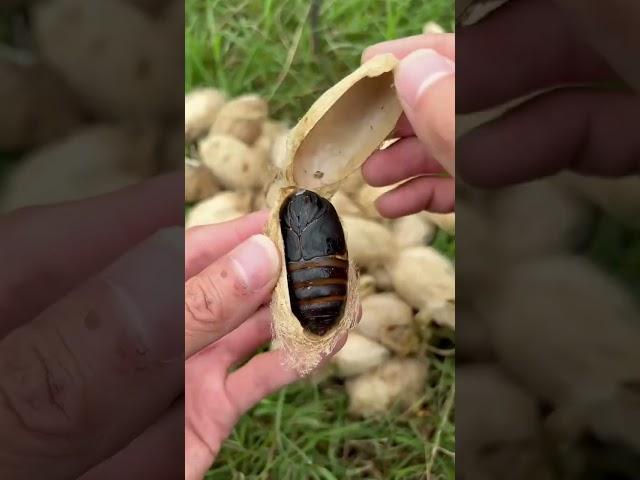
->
[362, 33, 455, 63]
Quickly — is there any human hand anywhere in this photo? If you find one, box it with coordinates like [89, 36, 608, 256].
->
[457, 0, 640, 186]
[361, 33, 455, 217]
[0, 174, 185, 480]
[184, 211, 348, 480]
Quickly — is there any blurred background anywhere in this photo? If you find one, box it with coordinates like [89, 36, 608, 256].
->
[456, 2, 640, 479]
[185, 0, 455, 479]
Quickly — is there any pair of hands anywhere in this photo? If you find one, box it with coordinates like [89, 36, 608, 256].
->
[184, 35, 456, 479]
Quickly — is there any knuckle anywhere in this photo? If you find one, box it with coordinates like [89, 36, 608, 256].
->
[184, 275, 226, 335]
[0, 326, 90, 445]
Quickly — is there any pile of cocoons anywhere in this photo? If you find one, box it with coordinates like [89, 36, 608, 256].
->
[456, 30, 640, 476]
[185, 88, 456, 418]
[0, 0, 183, 211]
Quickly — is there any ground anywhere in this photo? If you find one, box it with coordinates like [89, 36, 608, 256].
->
[185, 0, 456, 479]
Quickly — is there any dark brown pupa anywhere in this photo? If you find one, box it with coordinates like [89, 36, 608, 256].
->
[279, 189, 348, 336]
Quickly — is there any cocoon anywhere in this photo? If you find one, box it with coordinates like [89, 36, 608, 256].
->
[254, 120, 288, 164]
[422, 211, 455, 236]
[2, 125, 156, 211]
[357, 274, 377, 298]
[185, 88, 226, 142]
[488, 178, 593, 259]
[331, 190, 364, 217]
[561, 173, 640, 229]
[477, 255, 640, 404]
[392, 213, 436, 248]
[0, 60, 82, 151]
[185, 191, 252, 228]
[198, 134, 267, 189]
[185, 159, 219, 203]
[264, 54, 403, 374]
[341, 215, 397, 267]
[209, 94, 268, 145]
[331, 332, 390, 378]
[34, 0, 182, 120]
[458, 364, 552, 480]
[356, 293, 418, 355]
[346, 358, 428, 417]
[388, 246, 455, 325]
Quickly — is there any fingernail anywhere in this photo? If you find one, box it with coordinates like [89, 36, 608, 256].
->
[396, 49, 455, 109]
[229, 234, 281, 290]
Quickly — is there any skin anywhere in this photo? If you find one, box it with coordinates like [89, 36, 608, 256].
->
[362, 33, 456, 217]
[0, 177, 347, 480]
[184, 211, 347, 479]
[456, 0, 640, 185]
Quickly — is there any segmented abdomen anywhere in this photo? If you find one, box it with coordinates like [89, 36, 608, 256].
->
[286, 255, 348, 336]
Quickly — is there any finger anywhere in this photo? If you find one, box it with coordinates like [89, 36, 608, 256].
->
[0, 173, 182, 339]
[390, 113, 415, 138]
[394, 50, 455, 174]
[458, 0, 616, 113]
[185, 210, 269, 280]
[376, 176, 455, 218]
[555, 0, 640, 91]
[78, 400, 183, 480]
[457, 89, 640, 187]
[363, 33, 455, 62]
[363, 136, 445, 187]
[187, 307, 272, 373]
[225, 334, 348, 416]
[215, 307, 272, 368]
[0, 227, 183, 479]
[184, 234, 280, 358]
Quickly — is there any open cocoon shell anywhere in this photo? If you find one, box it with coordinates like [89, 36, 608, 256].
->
[346, 357, 428, 417]
[356, 293, 418, 355]
[339, 169, 365, 196]
[278, 54, 402, 198]
[185, 191, 252, 228]
[331, 332, 390, 378]
[209, 94, 268, 145]
[198, 134, 267, 189]
[264, 54, 402, 375]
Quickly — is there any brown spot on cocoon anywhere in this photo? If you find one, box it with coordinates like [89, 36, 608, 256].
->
[220, 270, 228, 278]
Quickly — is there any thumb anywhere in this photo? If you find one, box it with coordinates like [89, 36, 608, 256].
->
[394, 49, 455, 175]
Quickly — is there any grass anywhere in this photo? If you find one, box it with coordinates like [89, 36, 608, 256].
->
[185, 0, 455, 478]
